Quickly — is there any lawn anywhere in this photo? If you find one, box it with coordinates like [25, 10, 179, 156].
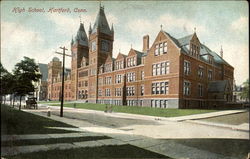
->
[38, 101, 62, 104]
[164, 138, 250, 159]
[1, 105, 78, 135]
[8, 144, 170, 159]
[50, 103, 218, 117]
[200, 111, 249, 125]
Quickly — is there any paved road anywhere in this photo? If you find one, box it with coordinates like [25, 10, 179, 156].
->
[19, 104, 249, 159]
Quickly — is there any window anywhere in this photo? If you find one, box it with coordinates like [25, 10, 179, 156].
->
[126, 86, 135, 96]
[152, 64, 156, 76]
[208, 70, 213, 80]
[163, 42, 167, 53]
[101, 40, 110, 52]
[115, 88, 122, 96]
[104, 63, 112, 72]
[79, 71, 88, 77]
[105, 89, 111, 96]
[91, 41, 96, 52]
[141, 71, 144, 80]
[152, 83, 156, 94]
[126, 72, 135, 82]
[98, 78, 103, 85]
[115, 74, 122, 84]
[198, 66, 204, 78]
[98, 89, 102, 97]
[141, 85, 144, 96]
[152, 61, 170, 76]
[208, 56, 213, 64]
[104, 77, 112, 85]
[159, 43, 163, 54]
[154, 42, 168, 56]
[198, 84, 203, 97]
[127, 57, 136, 67]
[155, 44, 159, 56]
[152, 81, 169, 95]
[115, 60, 124, 70]
[184, 60, 191, 75]
[160, 100, 168, 108]
[156, 64, 160, 75]
[184, 81, 191, 95]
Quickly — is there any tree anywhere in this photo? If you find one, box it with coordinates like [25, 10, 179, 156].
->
[13, 57, 41, 110]
[240, 79, 249, 102]
[0, 63, 14, 105]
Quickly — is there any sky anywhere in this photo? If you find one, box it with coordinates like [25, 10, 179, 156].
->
[1, 1, 249, 85]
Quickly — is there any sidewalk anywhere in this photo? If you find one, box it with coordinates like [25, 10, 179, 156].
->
[39, 104, 249, 132]
[2, 109, 243, 159]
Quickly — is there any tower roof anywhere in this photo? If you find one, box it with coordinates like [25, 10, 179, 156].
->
[92, 6, 112, 35]
[74, 23, 88, 46]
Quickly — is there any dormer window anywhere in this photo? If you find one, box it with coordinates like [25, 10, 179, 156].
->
[190, 43, 200, 57]
[208, 56, 213, 64]
[104, 63, 112, 72]
[115, 60, 124, 70]
[127, 57, 136, 67]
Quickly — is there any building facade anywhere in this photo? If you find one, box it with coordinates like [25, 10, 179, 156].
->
[47, 6, 234, 108]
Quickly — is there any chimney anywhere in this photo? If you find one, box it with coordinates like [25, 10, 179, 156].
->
[142, 35, 149, 52]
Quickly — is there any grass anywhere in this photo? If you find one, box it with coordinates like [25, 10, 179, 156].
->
[1, 136, 110, 147]
[1, 105, 78, 135]
[50, 103, 218, 117]
[200, 111, 249, 125]
[7, 144, 170, 159]
[38, 101, 62, 104]
[165, 138, 250, 159]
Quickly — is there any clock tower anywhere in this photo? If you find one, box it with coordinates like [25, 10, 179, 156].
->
[71, 22, 89, 100]
[88, 5, 114, 103]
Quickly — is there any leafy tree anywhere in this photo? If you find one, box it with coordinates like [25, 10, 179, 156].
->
[240, 79, 249, 102]
[13, 57, 41, 110]
[0, 63, 14, 104]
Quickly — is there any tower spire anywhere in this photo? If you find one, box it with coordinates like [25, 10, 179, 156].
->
[92, 3, 112, 35]
[111, 23, 114, 32]
[89, 22, 92, 34]
[220, 45, 223, 58]
[79, 15, 82, 24]
[71, 35, 74, 46]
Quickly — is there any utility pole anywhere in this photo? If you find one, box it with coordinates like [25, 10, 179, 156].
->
[55, 46, 71, 117]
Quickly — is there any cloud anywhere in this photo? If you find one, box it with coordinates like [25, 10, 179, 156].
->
[106, 13, 118, 26]
[126, 13, 208, 38]
[1, 21, 46, 72]
[46, 12, 118, 37]
[231, 16, 248, 33]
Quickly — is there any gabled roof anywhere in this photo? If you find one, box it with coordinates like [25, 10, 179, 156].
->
[74, 23, 88, 46]
[173, 33, 231, 67]
[116, 52, 127, 59]
[105, 54, 113, 63]
[208, 80, 229, 93]
[92, 6, 112, 36]
[38, 63, 48, 81]
[134, 49, 144, 58]
[177, 34, 193, 46]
